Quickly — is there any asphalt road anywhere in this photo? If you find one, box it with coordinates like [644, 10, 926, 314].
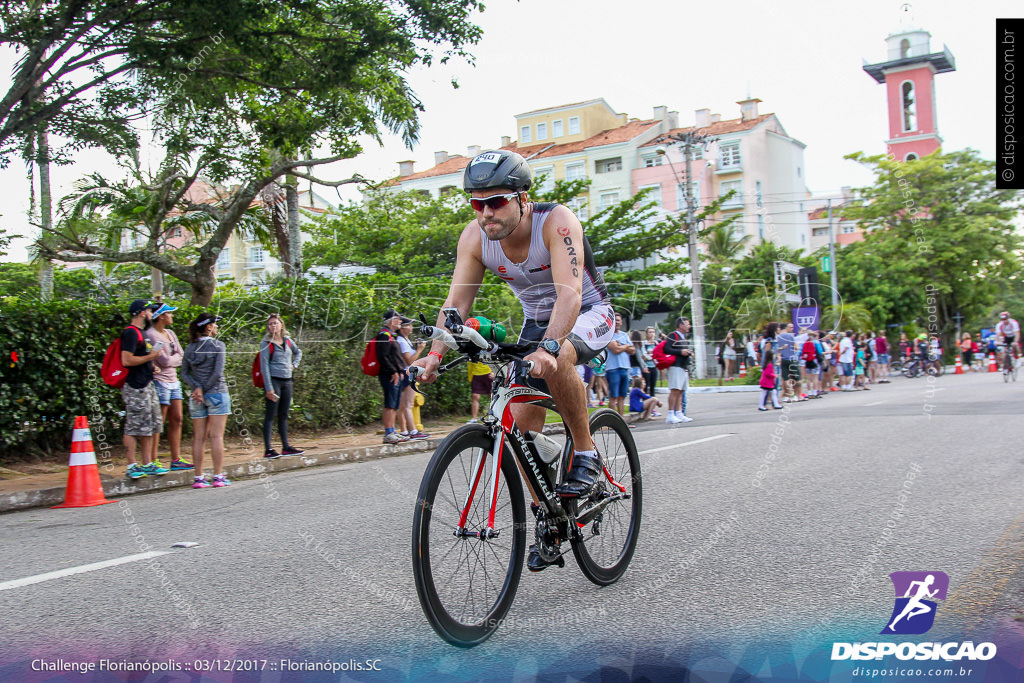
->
[1, 371, 1022, 681]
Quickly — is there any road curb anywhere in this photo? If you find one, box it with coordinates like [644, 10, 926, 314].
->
[1, 424, 567, 513]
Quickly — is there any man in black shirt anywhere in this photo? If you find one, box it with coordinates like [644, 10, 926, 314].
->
[120, 300, 169, 479]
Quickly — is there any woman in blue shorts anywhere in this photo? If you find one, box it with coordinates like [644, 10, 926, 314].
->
[181, 313, 232, 489]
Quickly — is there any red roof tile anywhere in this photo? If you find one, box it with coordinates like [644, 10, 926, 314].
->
[638, 113, 778, 149]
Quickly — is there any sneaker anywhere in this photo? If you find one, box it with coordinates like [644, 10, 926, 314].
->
[192, 475, 211, 489]
[170, 459, 194, 471]
[678, 415, 694, 423]
[758, 407, 769, 411]
[399, 431, 410, 438]
[151, 459, 166, 470]
[666, 414, 682, 424]
[527, 543, 565, 572]
[466, 418, 479, 424]
[555, 451, 602, 499]
[212, 474, 231, 488]
[408, 431, 430, 440]
[651, 410, 662, 417]
[126, 463, 147, 479]
[281, 446, 305, 456]
[264, 449, 283, 459]
[383, 432, 407, 444]
[142, 462, 169, 476]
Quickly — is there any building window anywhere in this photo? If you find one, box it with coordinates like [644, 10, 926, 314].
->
[812, 227, 827, 237]
[568, 116, 580, 135]
[639, 184, 662, 208]
[567, 197, 589, 221]
[565, 162, 586, 182]
[534, 165, 554, 193]
[599, 191, 620, 210]
[520, 125, 532, 143]
[249, 246, 265, 265]
[901, 81, 916, 132]
[552, 119, 563, 137]
[841, 225, 857, 234]
[755, 180, 763, 208]
[720, 180, 743, 208]
[537, 122, 548, 140]
[170, 227, 182, 239]
[217, 248, 230, 270]
[758, 213, 764, 240]
[596, 157, 622, 174]
[642, 153, 663, 167]
[900, 38, 911, 59]
[905, 153, 918, 162]
[719, 143, 741, 168]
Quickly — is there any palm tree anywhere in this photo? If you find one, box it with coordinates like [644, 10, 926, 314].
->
[733, 291, 788, 335]
[820, 301, 875, 334]
[704, 223, 751, 265]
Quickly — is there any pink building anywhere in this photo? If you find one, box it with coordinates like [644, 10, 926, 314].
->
[862, 11, 956, 162]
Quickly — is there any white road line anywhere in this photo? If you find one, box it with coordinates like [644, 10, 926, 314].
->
[864, 400, 889, 406]
[0, 551, 170, 592]
[639, 434, 734, 456]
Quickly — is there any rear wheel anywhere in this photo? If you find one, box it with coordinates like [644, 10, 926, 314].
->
[568, 408, 642, 586]
[412, 426, 526, 647]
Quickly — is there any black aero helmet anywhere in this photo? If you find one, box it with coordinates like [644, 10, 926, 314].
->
[463, 150, 532, 192]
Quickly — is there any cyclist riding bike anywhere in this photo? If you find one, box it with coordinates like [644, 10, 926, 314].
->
[995, 311, 1021, 366]
[411, 150, 616, 572]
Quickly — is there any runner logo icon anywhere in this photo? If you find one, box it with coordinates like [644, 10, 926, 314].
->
[881, 571, 949, 635]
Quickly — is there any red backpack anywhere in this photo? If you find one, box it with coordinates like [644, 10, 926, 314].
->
[252, 339, 295, 388]
[101, 327, 145, 388]
[652, 339, 675, 370]
[802, 339, 818, 363]
[360, 330, 390, 376]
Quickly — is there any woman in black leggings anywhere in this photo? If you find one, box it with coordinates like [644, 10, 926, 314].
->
[260, 314, 304, 459]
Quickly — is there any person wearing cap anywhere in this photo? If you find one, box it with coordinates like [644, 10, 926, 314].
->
[144, 303, 192, 471]
[121, 300, 170, 479]
[181, 313, 231, 488]
[395, 317, 430, 440]
[377, 310, 409, 444]
[260, 313, 304, 458]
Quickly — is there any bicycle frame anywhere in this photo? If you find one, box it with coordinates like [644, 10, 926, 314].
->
[454, 360, 627, 540]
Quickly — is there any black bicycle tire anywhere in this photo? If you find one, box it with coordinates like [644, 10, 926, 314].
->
[569, 408, 643, 586]
[411, 425, 527, 647]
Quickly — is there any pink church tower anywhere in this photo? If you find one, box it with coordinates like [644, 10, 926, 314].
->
[862, 5, 956, 161]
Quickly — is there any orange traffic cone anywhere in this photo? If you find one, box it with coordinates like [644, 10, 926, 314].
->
[989, 352, 998, 373]
[955, 355, 963, 374]
[739, 362, 747, 378]
[52, 416, 117, 508]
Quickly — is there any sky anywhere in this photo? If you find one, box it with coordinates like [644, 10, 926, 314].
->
[0, 0, 1018, 262]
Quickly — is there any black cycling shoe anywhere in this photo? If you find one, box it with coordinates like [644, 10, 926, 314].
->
[555, 451, 602, 499]
[527, 543, 565, 572]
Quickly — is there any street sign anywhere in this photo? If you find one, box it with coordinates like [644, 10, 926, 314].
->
[821, 255, 832, 273]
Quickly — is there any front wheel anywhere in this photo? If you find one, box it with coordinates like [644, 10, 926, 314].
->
[412, 425, 527, 647]
[568, 408, 642, 586]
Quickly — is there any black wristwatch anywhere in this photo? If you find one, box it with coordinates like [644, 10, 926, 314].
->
[539, 338, 561, 357]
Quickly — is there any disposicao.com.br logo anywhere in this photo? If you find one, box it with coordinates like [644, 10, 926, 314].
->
[831, 571, 997, 662]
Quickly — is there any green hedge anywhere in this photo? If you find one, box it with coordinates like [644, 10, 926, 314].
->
[0, 277, 503, 461]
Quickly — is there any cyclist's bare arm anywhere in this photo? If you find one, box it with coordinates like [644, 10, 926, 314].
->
[413, 224, 485, 382]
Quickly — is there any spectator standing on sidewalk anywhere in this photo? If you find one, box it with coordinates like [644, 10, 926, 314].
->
[640, 326, 659, 395]
[776, 322, 802, 402]
[839, 330, 856, 391]
[854, 335, 870, 390]
[876, 333, 891, 382]
[722, 330, 737, 380]
[604, 313, 635, 417]
[629, 329, 644, 378]
[181, 313, 231, 488]
[960, 333, 976, 372]
[260, 314, 304, 459]
[758, 348, 782, 411]
[745, 335, 758, 369]
[120, 300, 169, 480]
[377, 310, 408, 444]
[145, 303, 191, 471]
[467, 360, 494, 422]
[397, 319, 429, 439]
[898, 332, 912, 364]
[665, 316, 694, 423]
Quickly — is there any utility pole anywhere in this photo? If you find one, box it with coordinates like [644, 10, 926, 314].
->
[827, 199, 838, 307]
[659, 131, 715, 379]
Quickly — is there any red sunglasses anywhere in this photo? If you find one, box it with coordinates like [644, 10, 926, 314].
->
[469, 192, 519, 212]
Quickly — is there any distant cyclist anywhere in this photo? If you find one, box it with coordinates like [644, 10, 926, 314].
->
[995, 311, 1020, 367]
[411, 150, 615, 571]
